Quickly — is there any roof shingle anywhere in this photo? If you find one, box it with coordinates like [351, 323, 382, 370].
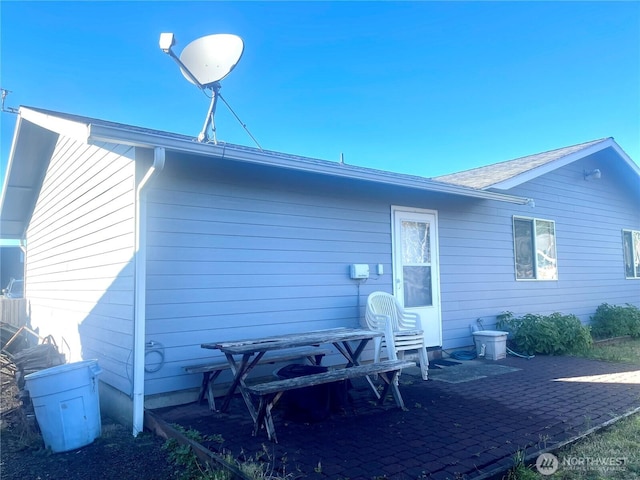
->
[432, 138, 610, 189]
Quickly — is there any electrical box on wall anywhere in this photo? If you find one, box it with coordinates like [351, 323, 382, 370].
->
[350, 264, 370, 279]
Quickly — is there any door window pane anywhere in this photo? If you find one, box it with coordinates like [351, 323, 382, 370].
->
[403, 266, 432, 307]
[402, 221, 431, 264]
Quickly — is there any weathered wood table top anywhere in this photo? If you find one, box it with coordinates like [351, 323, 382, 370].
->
[202, 328, 383, 355]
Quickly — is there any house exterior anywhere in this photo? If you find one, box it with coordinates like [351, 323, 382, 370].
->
[1, 106, 639, 432]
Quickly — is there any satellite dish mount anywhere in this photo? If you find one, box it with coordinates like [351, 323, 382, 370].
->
[198, 81, 221, 144]
[159, 33, 244, 144]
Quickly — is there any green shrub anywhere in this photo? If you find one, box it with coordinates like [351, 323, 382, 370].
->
[590, 303, 640, 339]
[497, 311, 592, 355]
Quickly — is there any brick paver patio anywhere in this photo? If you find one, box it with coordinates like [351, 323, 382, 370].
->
[155, 355, 640, 479]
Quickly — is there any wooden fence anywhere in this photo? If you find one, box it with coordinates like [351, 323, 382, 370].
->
[0, 298, 28, 327]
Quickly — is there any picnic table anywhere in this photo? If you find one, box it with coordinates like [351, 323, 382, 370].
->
[202, 327, 414, 442]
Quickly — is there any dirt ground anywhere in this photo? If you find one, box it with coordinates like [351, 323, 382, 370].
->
[0, 359, 178, 480]
[0, 410, 177, 480]
[0, 344, 179, 480]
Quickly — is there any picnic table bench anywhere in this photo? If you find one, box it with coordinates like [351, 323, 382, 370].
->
[247, 359, 415, 442]
[185, 346, 330, 410]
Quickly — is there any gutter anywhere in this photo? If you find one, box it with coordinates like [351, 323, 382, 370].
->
[132, 147, 165, 436]
[87, 124, 532, 206]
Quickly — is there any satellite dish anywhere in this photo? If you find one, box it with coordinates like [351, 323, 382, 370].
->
[179, 34, 244, 87]
[159, 32, 249, 144]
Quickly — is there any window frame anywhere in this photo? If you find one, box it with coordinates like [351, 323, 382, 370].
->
[622, 229, 640, 279]
[513, 216, 558, 281]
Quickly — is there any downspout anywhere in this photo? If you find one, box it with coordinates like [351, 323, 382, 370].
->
[19, 238, 27, 282]
[132, 147, 165, 436]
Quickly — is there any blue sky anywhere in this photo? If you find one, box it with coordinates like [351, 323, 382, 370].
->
[1, 1, 639, 189]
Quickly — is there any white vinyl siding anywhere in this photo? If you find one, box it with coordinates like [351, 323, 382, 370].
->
[143, 163, 393, 395]
[437, 158, 638, 348]
[137, 154, 640, 393]
[25, 135, 136, 394]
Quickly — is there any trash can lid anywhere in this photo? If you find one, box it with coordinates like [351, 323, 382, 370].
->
[471, 330, 509, 337]
[24, 359, 101, 380]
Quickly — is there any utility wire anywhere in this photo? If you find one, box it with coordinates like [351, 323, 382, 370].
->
[200, 87, 262, 150]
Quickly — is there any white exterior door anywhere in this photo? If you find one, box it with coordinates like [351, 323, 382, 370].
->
[391, 206, 442, 347]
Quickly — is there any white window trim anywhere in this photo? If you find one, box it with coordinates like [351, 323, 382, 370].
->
[622, 229, 640, 280]
[513, 216, 558, 282]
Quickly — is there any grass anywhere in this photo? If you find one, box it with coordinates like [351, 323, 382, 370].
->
[547, 414, 640, 479]
[505, 338, 640, 480]
[579, 337, 640, 364]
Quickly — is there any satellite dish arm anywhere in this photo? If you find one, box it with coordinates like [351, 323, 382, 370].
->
[159, 34, 205, 90]
[165, 50, 205, 90]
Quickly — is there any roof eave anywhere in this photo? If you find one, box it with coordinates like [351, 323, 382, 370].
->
[20, 107, 90, 141]
[0, 115, 24, 216]
[1, 111, 60, 239]
[87, 123, 531, 205]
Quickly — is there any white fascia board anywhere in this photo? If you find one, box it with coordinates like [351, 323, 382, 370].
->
[0, 115, 24, 211]
[20, 107, 90, 142]
[87, 123, 532, 205]
[610, 141, 640, 177]
[487, 138, 622, 190]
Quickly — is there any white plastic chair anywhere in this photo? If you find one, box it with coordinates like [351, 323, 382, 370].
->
[364, 291, 429, 380]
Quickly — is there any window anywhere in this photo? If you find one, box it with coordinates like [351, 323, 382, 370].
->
[623, 230, 640, 279]
[401, 220, 432, 307]
[513, 217, 557, 280]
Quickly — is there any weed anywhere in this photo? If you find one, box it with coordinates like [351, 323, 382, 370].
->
[163, 425, 293, 480]
[538, 434, 550, 449]
[502, 450, 538, 480]
[162, 426, 218, 480]
[584, 414, 592, 430]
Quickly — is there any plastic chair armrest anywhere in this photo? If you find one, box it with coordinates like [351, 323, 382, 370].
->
[398, 311, 422, 330]
[365, 312, 392, 331]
